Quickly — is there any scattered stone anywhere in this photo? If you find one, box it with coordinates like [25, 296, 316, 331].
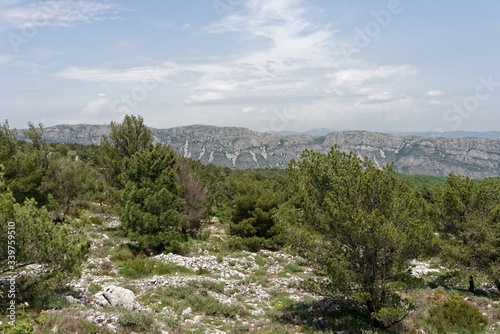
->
[61, 220, 375, 332]
[106, 323, 118, 333]
[106, 219, 121, 229]
[64, 295, 79, 304]
[182, 307, 192, 318]
[410, 259, 440, 278]
[193, 315, 203, 324]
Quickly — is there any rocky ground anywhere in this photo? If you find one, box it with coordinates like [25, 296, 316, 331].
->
[49, 215, 324, 333]
[21, 214, 500, 334]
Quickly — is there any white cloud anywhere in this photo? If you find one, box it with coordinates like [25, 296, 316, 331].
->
[327, 65, 417, 87]
[52, 0, 421, 131]
[209, 0, 336, 72]
[184, 92, 225, 105]
[363, 91, 397, 103]
[242, 106, 258, 113]
[0, 54, 13, 63]
[426, 90, 446, 97]
[82, 97, 111, 115]
[324, 65, 417, 109]
[56, 0, 416, 115]
[427, 99, 447, 105]
[286, 93, 418, 131]
[190, 0, 340, 101]
[57, 62, 179, 83]
[0, 0, 126, 29]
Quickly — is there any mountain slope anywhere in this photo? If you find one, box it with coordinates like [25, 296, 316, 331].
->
[17, 124, 500, 178]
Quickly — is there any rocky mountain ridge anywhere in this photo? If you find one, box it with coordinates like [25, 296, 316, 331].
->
[17, 124, 500, 178]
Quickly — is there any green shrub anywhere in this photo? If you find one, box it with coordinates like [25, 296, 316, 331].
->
[188, 280, 225, 294]
[88, 283, 102, 294]
[110, 246, 135, 263]
[30, 294, 70, 311]
[165, 317, 182, 330]
[197, 228, 211, 241]
[118, 311, 155, 332]
[227, 236, 269, 252]
[88, 216, 103, 225]
[278, 263, 302, 277]
[426, 292, 487, 333]
[227, 170, 287, 243]
[196, 267, 211, 275]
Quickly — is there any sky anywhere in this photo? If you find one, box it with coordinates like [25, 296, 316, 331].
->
[1, 0, 500, 134]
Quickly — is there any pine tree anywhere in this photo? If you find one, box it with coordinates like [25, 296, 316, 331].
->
[98, 114, 153, 188]
[120, 143, 189, 254]
[0, 169, 89, 301]
[434, 175, 500, 291]
[277, 147, 435, 327]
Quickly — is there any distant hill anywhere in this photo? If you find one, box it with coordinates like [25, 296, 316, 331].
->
[270, 128, 335, 136]
[16, 124, 500, 178]
[391, 131, 500, 140]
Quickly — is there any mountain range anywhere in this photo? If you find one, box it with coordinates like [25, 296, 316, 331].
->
[17, 124, 500, 178]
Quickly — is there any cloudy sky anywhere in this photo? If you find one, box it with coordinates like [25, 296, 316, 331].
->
[1, 0, 499, 133]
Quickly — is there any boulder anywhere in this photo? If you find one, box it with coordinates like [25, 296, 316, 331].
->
[94, 285, 140, 310]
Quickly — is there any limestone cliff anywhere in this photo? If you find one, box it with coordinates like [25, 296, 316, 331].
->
[18, 124, 500, 178]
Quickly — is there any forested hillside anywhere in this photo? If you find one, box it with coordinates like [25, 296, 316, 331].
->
[1, 115, 500, 333]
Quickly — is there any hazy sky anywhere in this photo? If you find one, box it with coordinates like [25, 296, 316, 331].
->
[1, 0, 499, 133]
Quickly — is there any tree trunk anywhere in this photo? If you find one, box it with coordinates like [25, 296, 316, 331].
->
[469, 275, 475, 292]
[494, 279, 500, 291]
[367, 300, 384, 329]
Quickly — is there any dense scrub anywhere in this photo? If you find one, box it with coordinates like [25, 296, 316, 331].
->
[1, 115, 500, 333]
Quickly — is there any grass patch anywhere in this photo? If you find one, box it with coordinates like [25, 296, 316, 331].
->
[272, 296, 295, 311]
[249, 268, 269, 286]
[164, 316, 182, 331]
[88, 216, 103, 225]
[227, 236, 270, 252]
[6, 310, 113, 334]
[271, 298, 376, 333]
[254, 255, 267, 267]
[195, 267, 211, 275]
[188, 280, 226, 294]
[140, 285, 247, 319]
[97, 260, 115, 276]
[269, 289, 290, 299]
[110, 246, 135, 263]
[88, 283, 102, 294]
[278, 262, 302, 277]
[118, 310, 158, 333]
[86, 262, 97, 269]
[118, 258, 194, 279]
